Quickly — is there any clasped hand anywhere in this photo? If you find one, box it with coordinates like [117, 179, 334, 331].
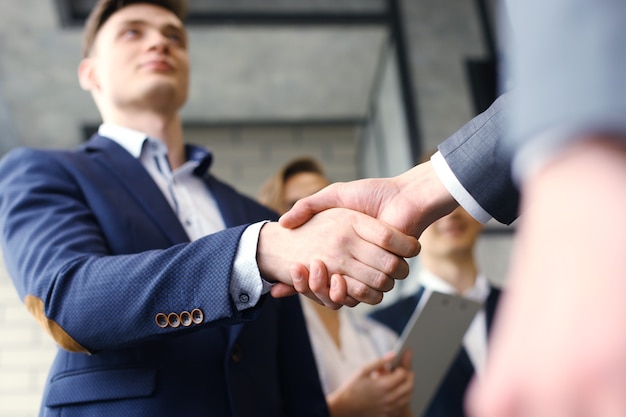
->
[257, 207, 420, 308]
[268, 163, 457, 308]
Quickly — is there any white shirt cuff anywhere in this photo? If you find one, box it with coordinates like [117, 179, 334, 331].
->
[230, 220, 273, 311]
[431, 151, 492, 223]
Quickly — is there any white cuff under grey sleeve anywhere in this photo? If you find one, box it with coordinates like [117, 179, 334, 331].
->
[431, 151, 492, 223]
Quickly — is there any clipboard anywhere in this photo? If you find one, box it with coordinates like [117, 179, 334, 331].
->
[391, 289, 482, 417]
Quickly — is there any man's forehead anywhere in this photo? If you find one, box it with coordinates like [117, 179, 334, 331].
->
[103, 3, 184, 30]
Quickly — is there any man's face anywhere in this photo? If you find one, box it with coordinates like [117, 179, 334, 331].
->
[419, 206, 484, 259]
[82, 3, 189, 112]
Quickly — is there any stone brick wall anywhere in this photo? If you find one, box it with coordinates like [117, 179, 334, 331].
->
[186, 123, 361, 198]
[0, 253, 56, 417]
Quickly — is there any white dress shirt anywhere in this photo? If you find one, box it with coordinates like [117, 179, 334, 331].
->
[300, 295, 399, 395]
[418, 269, 491, 376]
[431, 151, 492, 223]
[98, 124, 270, 311]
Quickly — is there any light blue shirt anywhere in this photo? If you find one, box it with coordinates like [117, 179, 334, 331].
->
[98, 124, 271, 311]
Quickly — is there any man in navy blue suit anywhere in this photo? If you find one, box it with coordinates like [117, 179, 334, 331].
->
[0, 1, 419, 415]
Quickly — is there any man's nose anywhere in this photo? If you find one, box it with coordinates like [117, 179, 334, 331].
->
[147, 32, 170, 52]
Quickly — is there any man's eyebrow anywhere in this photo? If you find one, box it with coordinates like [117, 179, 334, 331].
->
[162, 23, 186, 34]
[117, 19, 147, 27]
[117, 19, 185, 33]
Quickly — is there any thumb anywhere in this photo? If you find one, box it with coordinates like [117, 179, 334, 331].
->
[279, 185, 340, 229]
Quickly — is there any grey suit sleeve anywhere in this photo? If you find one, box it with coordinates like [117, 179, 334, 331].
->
[438, 93, 519, 225]
[437, 0, 625, 224]
[504, 0, 626, 172]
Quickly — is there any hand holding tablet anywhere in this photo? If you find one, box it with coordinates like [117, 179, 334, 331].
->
[391, 290, 482, 416]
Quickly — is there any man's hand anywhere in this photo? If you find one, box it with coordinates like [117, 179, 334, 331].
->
[279, 161, 458, 238]
[258, 208, 420, 307]
[275, 161, 458, 306]
[270, 260, 360, 308]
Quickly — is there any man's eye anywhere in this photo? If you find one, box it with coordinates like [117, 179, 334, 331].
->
[167, 33, 184, 44]
[123, 29, 140, 38]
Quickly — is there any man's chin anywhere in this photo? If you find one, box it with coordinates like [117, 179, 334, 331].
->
[137, 83, 187, 110]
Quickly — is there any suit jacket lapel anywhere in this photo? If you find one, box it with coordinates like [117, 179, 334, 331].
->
[204, 176, 251, 228]
[85, 136, 250, 346]
[83, 135, 189, 245]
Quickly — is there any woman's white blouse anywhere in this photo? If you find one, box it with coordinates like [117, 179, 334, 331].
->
[300, 296, 399, 394]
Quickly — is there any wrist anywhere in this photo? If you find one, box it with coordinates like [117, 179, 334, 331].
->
[398, 161, 458, 235]
[326, 390, 351, 417]
[256, 221, 288, 285]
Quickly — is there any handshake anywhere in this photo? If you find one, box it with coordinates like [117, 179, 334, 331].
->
[255, 162, 458, 309]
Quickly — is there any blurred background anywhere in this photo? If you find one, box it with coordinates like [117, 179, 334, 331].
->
[0, 1, 514, 415]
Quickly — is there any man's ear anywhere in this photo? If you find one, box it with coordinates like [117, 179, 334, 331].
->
[78, 57, 98, 91]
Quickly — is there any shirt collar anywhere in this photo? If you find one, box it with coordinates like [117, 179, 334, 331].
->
[98, 123, 151, 158]
[98, 123, 214, 175]
[419, 268, 490, 303]
[187, 144, 213, 176]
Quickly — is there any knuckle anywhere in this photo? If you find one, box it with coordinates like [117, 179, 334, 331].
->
[325, 301, 342, 310]
[371, 271, 395, 292]
[348, 281, 383, 305]
[377, 226, 394, 246]
[345, 297, 359, 307]
[349, 282, 369, 299]
[380, 254, 402, 276]
[396, 260, 410, 280]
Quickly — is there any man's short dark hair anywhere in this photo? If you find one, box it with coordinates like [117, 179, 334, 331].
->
[82, 0, 187, 58]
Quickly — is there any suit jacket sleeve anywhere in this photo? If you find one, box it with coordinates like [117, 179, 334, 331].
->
[0, 147, 264, 354]
[438, 93, 519, 225]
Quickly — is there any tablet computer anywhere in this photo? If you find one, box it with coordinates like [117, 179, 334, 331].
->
[391, 289, 483, 417]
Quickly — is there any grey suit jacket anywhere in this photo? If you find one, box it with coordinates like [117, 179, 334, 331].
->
[438, 0, 626, 225]
[438, 94, 518, 225]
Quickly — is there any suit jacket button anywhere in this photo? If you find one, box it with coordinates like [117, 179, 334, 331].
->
[167, 313, 181, 328]
[180, 311, 192, 327]
[155, 313, 168, 328]
[230, 343, 242, 363]
[239, 293, 250, 304]
[191, 308, 203, 324]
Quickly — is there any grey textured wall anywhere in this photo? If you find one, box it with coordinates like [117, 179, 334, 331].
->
[401, 0, 489, 150]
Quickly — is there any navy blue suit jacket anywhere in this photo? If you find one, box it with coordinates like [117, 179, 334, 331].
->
[370, 286, 501, 417]
[0, 135, 329, 417]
